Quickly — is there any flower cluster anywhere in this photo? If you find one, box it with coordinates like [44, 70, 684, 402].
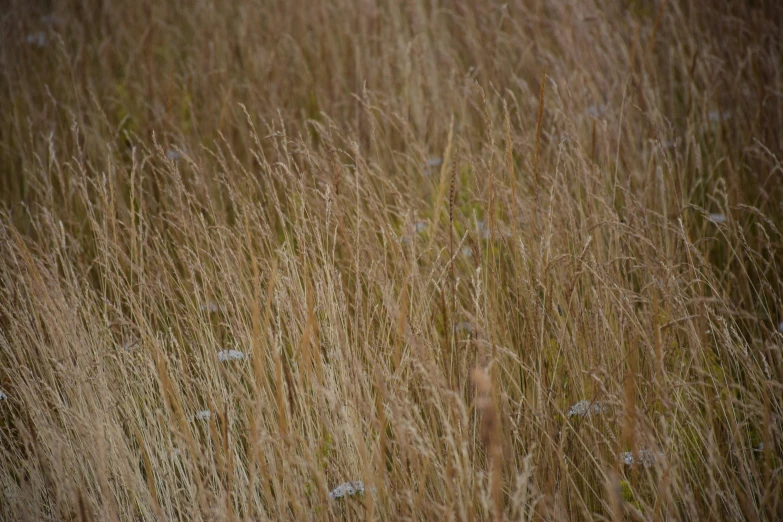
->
[620, 449, 663, 468]
[567, 400, 608, 418]
[218, 349, 246, 362]
[193, 410, 211, 421]
[329, 481, 366, 500]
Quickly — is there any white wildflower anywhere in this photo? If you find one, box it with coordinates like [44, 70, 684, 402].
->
[707, 213, 726, 224]
[456, 322, 472, 333]
[193, 410, 211, 421]
[567, 400, 608, 418]
[637, 449, 663, 467]
[568, 400, 590, 417]
[474, 219, 511, 240]
[218, 349, 245, 362]
[329, 481, 365, 500]
[476, 220, 491, 240]
[120, 339, 139, 352]
[585, 105, 607, 119]
[26, 32, 47, 47]
[200, 302, 223, 313]
[708, 110, 731, 122]
[620, 451, 635, 466]
[620, 449, 663, 468]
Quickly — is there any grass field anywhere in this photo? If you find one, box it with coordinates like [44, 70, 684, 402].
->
[1, 0, 782, 520]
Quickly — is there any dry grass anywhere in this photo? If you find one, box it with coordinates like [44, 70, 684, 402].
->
[1, 0, 782, 520]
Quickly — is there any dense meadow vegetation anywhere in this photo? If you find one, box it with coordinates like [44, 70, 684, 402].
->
[1, 0, 782, 520]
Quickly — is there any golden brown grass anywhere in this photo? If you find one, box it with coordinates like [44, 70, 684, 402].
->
[1, 0, 782, 520]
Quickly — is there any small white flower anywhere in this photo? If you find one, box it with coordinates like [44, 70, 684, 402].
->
[620, 451, 635, 466]
[121, 339, 140, 352]
[585, 105, 607, 119]
[708, 110, 732, 122]
[476, 220, 491, 240]
[166, 149, 182, 161]
[620, 449, 663, 468]
[26, 32, 47, 47]
[707, 213, 726, 224]
[477, 221, 510, 239]
[424, 158, 442, 176]
[456, 322, 472, 333]
[637, 449, 663, 467]
[200, 302, 223, 313]
[193, 410, 211, 421]
[329, 481, 365, 500]
[0, 390, 7, 401]
[218, 349, 245, 362]
[568, 401, 588, 417]
[567, 400, 608, 418]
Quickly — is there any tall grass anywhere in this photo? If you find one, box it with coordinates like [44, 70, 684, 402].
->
[1, 0, 782, 520]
